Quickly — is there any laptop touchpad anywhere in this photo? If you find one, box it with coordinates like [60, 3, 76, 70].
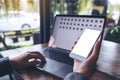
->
[36, 58, 66, 73]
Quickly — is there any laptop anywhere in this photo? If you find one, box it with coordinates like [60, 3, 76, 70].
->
[35, 15, 106, 79]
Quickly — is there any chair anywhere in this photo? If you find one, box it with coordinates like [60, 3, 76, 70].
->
[0, 36, 9, 50]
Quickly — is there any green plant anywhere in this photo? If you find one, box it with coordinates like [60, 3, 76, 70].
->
[110, 26, 120, 42]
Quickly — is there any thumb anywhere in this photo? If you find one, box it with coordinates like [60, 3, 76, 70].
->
[86, 41, 100, 63]
[91, 41, 100, 57]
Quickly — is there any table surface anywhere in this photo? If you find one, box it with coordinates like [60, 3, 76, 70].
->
[0, 40, 120, 80]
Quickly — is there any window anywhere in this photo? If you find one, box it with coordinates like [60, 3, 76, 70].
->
[0, 0, 40, 50]
[51, 0, 120, 44]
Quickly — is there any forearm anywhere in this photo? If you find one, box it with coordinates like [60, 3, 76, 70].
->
[0, 57, 13, 77]
[64, 72, 89, 80]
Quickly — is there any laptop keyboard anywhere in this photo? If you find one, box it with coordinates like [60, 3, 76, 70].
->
[43, 47, 74, 66]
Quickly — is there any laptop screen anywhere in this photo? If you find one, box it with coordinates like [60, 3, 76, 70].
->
[49, 15, 106, 51]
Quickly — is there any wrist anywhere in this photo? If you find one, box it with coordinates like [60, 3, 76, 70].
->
[9, 58, 17, 69]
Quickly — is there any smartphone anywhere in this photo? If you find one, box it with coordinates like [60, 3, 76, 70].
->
[69, 28, 102, 61]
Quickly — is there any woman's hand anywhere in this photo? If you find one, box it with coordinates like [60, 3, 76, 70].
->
[10, 51, 46, 70]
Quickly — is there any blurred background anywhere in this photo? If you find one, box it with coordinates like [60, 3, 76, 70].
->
[0, 0, 120, 51]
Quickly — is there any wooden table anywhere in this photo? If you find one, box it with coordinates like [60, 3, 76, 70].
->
[0, 40, 120, 80]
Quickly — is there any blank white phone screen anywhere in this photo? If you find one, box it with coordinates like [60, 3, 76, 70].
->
[71, 29, 101, 58]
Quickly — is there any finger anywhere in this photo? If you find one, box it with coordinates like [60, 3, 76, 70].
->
[86, 41, 100, 62]
[31, 51, 46, 62]
[91, 41, 100, 57]
[27, 52, 46, 62]
[74, 59, 82, 66]
[74, 59, 81, 63]
[71, 37, 80, 50]
[28, 60, 41, 66]
[94, 41, 100, 49]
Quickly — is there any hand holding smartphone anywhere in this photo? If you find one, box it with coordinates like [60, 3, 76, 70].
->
[69, 28, 102, 61]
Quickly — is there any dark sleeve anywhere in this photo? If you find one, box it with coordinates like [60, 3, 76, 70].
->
[0, 57, 13, 77]
[64, 72, 89, 80]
